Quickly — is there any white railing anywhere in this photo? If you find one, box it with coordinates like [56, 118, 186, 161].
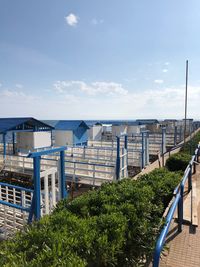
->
[40, 167, 59, 216]
[0, 183, 32, 237]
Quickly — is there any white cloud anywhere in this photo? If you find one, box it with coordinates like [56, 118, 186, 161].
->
[53, 80, 128, 96]
[162, 69, 168, 73]
[65, 13, 79, 27]
[15, 83, 23, 89]
[154, 79, 164, 84]
[164, 62, 170, 66]
[0, 89, 37, 101]
[1, 81, 200, 120]
[91, 18, 104, 25]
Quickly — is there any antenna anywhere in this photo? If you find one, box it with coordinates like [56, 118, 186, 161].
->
[184, 60, 189, 144]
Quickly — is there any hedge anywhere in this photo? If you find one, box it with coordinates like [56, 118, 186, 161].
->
[0, 168, 181, 267]
[165, 130, 200, 172]
[180, 131, 200, 155]
[165, 153, 191, 172]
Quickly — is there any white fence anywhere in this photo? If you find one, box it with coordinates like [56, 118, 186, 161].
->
[0, 183, 32, 237]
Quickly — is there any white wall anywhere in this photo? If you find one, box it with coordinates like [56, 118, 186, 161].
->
[127, 125, 146, 134]
[54, 130, 73, 146]
[112, 125, 127, 136]
[33, 132, 51, 149]
[88, 125, 103, 141]
[16, 132, 51, 151]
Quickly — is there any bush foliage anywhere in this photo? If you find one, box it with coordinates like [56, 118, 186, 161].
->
[0, 168, 181, 267]
[166, 130, 200, 172]
[180, 131, 200, 155]
[165, 153, 191, 172]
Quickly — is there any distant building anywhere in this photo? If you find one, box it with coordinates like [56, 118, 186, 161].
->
[47, 120, 89, 146]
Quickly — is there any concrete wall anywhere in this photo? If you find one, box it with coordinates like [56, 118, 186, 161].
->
[127, 125, 146, 135]
[16, 132, 51, 151]
[88, 125, 103, 141]
[112, 125, 127, 136]
[54, 131, 73, 146]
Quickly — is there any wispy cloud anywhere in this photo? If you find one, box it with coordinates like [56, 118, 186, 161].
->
[65, 13, 79, 27]
[164, 62, 170, 66]
[91, 18, 104, 25]
[154, 79, 164, 84]
[162, 69, 168, 73]
[53, 80, 128, 96]
[1, 82, 200, 119]
[0, 83, 2, 87]
[15, 83, 23, 89]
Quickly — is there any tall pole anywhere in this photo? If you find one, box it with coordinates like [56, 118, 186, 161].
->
[184, 60, 189, 144]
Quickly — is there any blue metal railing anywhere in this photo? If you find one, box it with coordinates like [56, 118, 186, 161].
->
[153, 144, 200, 267]
[0, 182, 34, 213]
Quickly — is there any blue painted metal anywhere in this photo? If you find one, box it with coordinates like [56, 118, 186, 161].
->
[12, 132, 15, 154]
[0, 182, 33, 193]
[33, 156, 41, 220]
[0, 200, 31, 212]
[153, 145, 200, 267]
[53, 120, 89, 131]
[141, 132, 145, 169]
[116, 137, 120, 180]
[145, 131, 150, 165]
[60, 150, 67, 198]
[161, 127, 166, 155]
[174, 126, 177, 146]
[0, 117, 54, 134]
[3, 133, 6, 158]
[27, 146, 67, 158]
[153, 192, 181, 267]
[124, 135, 128, 150]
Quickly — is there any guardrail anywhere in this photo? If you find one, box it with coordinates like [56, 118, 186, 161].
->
[153, 144, 200, 267]
[0, 182, 33, 235]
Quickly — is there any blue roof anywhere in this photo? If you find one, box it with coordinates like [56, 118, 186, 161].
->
[0, 117, 54, 134]
[46, 120, 89, 131]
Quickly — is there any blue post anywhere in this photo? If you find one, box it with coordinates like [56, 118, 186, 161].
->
[116, 137, 120, 180]
[188, 164, 192, 192]
[12, 132, 15, 154]
[124, 135, 128, 150]
[124, 135, 128, 175]
[180, 126, 182, 142]
[33, 156, 41, 220]
[141, 132, 145, 169]
[145, 131, 149, 165]
[178, 186, 183, 232]
[51, 130, 53, 147]
[174, 126, 177, 146]
[3, 133, 6, 159]
[161, 128, 166, 155]
[60, 150, 67, 199]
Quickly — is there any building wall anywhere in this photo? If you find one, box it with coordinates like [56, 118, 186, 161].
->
[127, 125, 146, 135]
[88, 125, 102, 141]
[16, 132, 51, 151]
[54, 131, 73, 146]
[112, 125, 127, 136]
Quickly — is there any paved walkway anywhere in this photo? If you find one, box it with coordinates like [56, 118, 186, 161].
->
[159, 160, 200, 267]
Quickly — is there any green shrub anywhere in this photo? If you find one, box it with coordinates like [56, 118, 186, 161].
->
[0, 169, 181, 267]
[165, 153, 191, 172]
[180, 131, 200, 155]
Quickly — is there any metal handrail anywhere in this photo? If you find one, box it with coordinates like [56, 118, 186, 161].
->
[153, 144, 200, 267]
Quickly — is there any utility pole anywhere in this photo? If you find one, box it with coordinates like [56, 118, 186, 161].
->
[184, 60, 189, 144]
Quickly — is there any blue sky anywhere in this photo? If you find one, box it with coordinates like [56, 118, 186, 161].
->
[0, 0, 200, 119]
